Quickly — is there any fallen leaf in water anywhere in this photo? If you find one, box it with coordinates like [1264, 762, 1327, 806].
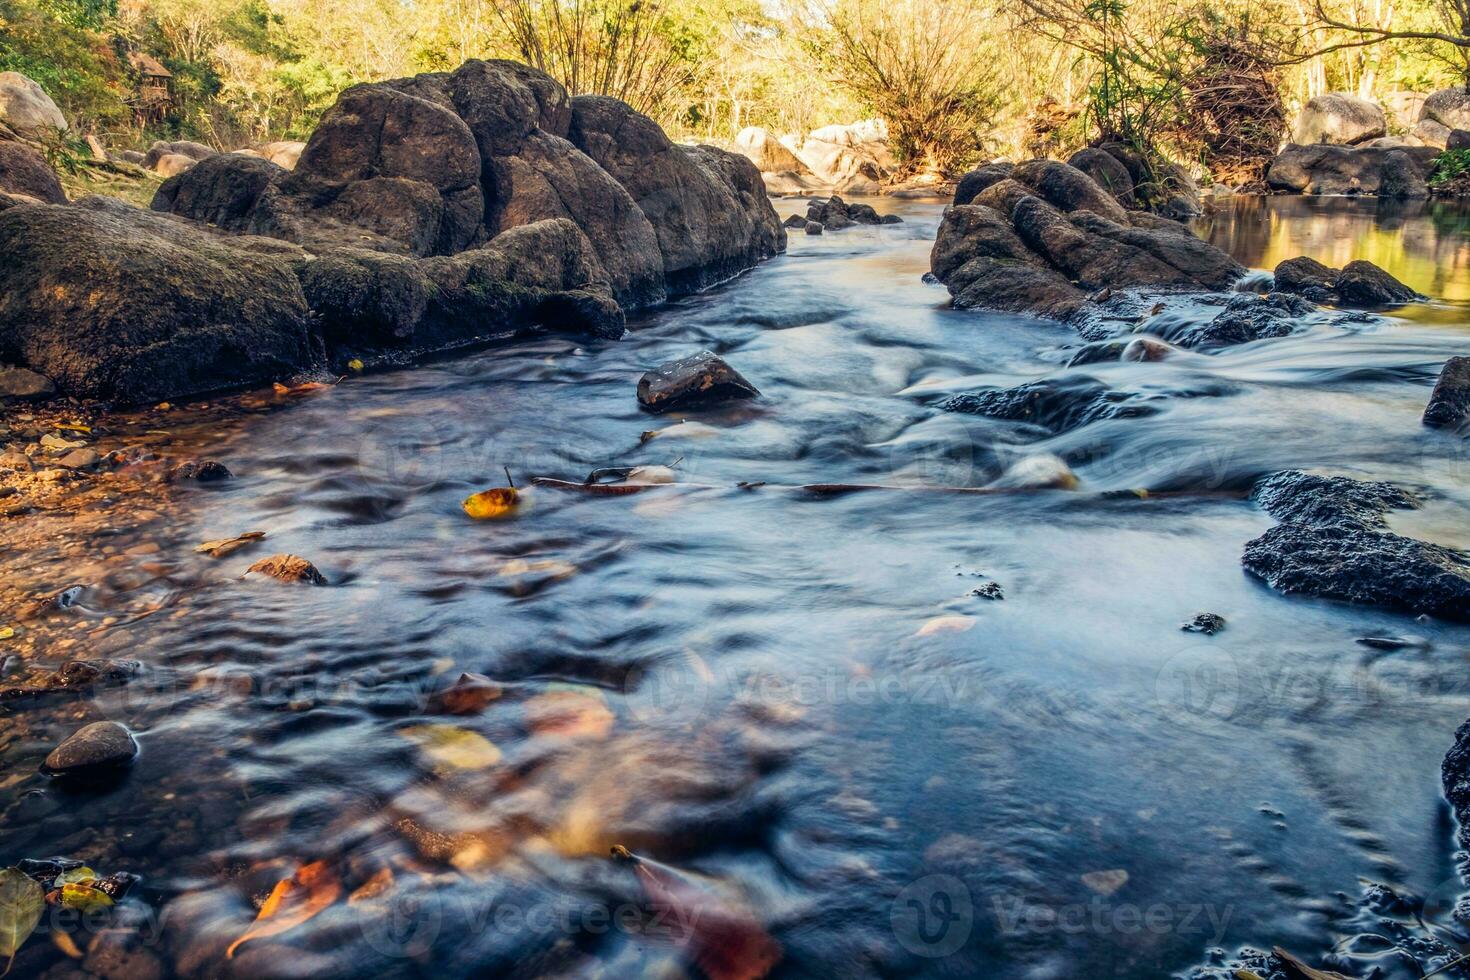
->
[54, 883, 112, 912]
[50, 930, 82, 959]
[463, 487, 519, 519]
[246, 555, 327, 585]
[497, 558, 577, 580]
[196, 531, 266, 558]
[1272, 948, 1353, 980]
[52, 868, 96, 888]
[226, 861, 341, 958]
[640, 421, 721, 445]
[274, 381, 331, 396]
[626, 465, 676, 484]
[347, 359, 365, 372]
[55, 424, 90, 434]
[347, 867, 394, 905]
[1080, 869, 1128, 897]
[0, 628, 12, 641]
[0, 867, 44, 973]
[915, 615, 976, 637]
[527, 685, 615, 740]
[398, 724, 502, 770]
[430, 673, 502, 715]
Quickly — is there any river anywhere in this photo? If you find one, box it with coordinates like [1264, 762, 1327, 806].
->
[4, 195, 1470, 979]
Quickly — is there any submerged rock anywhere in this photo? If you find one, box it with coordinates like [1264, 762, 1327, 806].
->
[1272, 255, 1419, 307]
[1423, 356, 1470, 429]
[801, 195, 899, 233]
[1181, 612, 1226, 635]
[43, 721, 138, 774]
[1242, 470, 1470, 620]
[637, 351, 759, 413]
[1165, 292, 1314, 349]
[940, 375, 1154, 433]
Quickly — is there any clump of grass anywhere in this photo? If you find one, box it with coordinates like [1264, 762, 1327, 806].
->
[1430, 149, 1470, 198]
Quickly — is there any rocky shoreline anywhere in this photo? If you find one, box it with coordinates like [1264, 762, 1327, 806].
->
[0, 59, 785, 406]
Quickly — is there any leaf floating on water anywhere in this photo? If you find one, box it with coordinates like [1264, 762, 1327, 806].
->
[430, 672, 502, 716]
[463, 487, 520, 520]
[1080, 869, 1128, 897]
[914, 615, 976, 637]
[347, 867, 394, 905]
[196, 531, 267, 558]
[398, 724, 503, 770]
[0, 628, 12, 641]
[52, 867, 97, 888]
[245, 554, 327, 586]
[0, 867, 45, 974]
[527, 685, 615, 740]
[226, 860, 341, 959]
[347, 359, 364, 372]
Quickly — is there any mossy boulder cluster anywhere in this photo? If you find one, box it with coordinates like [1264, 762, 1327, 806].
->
[0, 59, 785, 404]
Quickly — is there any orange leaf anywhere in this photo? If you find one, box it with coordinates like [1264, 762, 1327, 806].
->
[463, 487, 520, 520]
[527, 687, 614, 740]
[226, 861, 341, 958]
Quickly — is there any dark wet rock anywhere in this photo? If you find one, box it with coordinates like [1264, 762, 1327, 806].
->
[168, 459, 233, 482]
[0, 364, 55, 401]
[1181, 612, 1226, 634]
[953, 162, 1014, 206]
[0, 197, 319, 404]
[1010, 160, 1129, 221]
[1066, 340, 1128, 366]
[637, 351, 759, 413]
[1243, 470, 1470, 620]
[0, 141, 66, 204]
[804, 221, 822, 235]
[1265, 143, 1438, 196]
[247, 554, 328, 585]
[971, 581, 1004, 600]
[783, 213, 806, 228]
[946, 257, 1088, 320]
[968, 177, 1033, 218]
[1424, 356, 1470, 429]
[1272, 255, 1419, 307]
[940, 375, 1154, 433]
[930, 205, 1042, 280]
[1445, 717, 1470, 848]
[152, 153, 287, 232]
[1165, 292, 1314, 349]
[1, 659, 140, 701]
[1066, 147, 1136, 206]
[43, 721, 138, 774]
[802, 194, 895, 232]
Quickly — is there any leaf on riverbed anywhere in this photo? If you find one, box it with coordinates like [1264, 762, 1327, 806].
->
[463, 487, 520, 519]
[347, 867, 394, 905]
[246, 554, 327, 585]
[52, 867, 97, 888]
[54, 883, 112, 912]
[914, 615, 976, 637]
[429, 672, 502, 715]
[0, 628, 12, 642]
[497, 558, 577, 580]
[527, 684, 614, 740]
[0, 867, 45, 974]
[196, 531, 266, 558]
[398, 724, 503, 770]
[226, 860, 341, 959]
[1272, 948, 1353, 980]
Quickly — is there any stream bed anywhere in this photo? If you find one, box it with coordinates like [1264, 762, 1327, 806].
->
[4, 195, 1470, 979]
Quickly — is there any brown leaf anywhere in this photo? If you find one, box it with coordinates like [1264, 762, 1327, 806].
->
[1273, 947, 1354, 980]
[196, 531, 266, 558]
[226, 861, 341, 958]
[429, 673, 502, 716]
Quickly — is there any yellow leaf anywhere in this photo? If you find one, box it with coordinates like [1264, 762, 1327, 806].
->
[398, 724, 502, 770]
[57, 883, 112, 912]
[226, 861, 341, 959]
[347, 359, 365, 372]
[53, 868, 96, 888]
[915, 615, 976, 637]
[0, 627, 13, 641]
[463, 487, 520, 519]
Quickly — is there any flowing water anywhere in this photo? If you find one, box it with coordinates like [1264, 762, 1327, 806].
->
[5, 196, 1470, 979]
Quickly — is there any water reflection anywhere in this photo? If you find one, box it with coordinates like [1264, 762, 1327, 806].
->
[1194, 195, 1470, 303]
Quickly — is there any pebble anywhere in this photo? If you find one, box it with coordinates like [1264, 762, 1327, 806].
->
[58, 448, 100, 470]
[42, 721, 138, 774]
[1182, 612, 1227, 635]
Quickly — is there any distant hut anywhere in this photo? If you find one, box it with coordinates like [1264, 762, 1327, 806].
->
[127, 53, 173, 126]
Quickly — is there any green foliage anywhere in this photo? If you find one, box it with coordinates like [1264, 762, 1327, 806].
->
[1431, 148, 1470, 185]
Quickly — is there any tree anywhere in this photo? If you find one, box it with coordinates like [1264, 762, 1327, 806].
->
[1291, 0, 1470, 88]
[794, 0, 1004, 176]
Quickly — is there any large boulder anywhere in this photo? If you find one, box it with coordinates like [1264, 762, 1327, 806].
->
[1293, 93, 1387, 145]
[152, 153, 287, 232]
[0, 72, 66, 136]
[1420, 88, 1470, 137]
[0, 142, 66, 204]
[786, 119, 893, 188]
[1265, 143, 1438, 196]
[568, 95, 784, 295]
[261, 140, 305, 169]
[1066, 147, 1137, 206]
[734, 127, 806, 174]
[0, 198, 320, 403]
[954, 163, 1015, 206]
[929, 162, 1244, 320]
[1424, 356, 1470, 429]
